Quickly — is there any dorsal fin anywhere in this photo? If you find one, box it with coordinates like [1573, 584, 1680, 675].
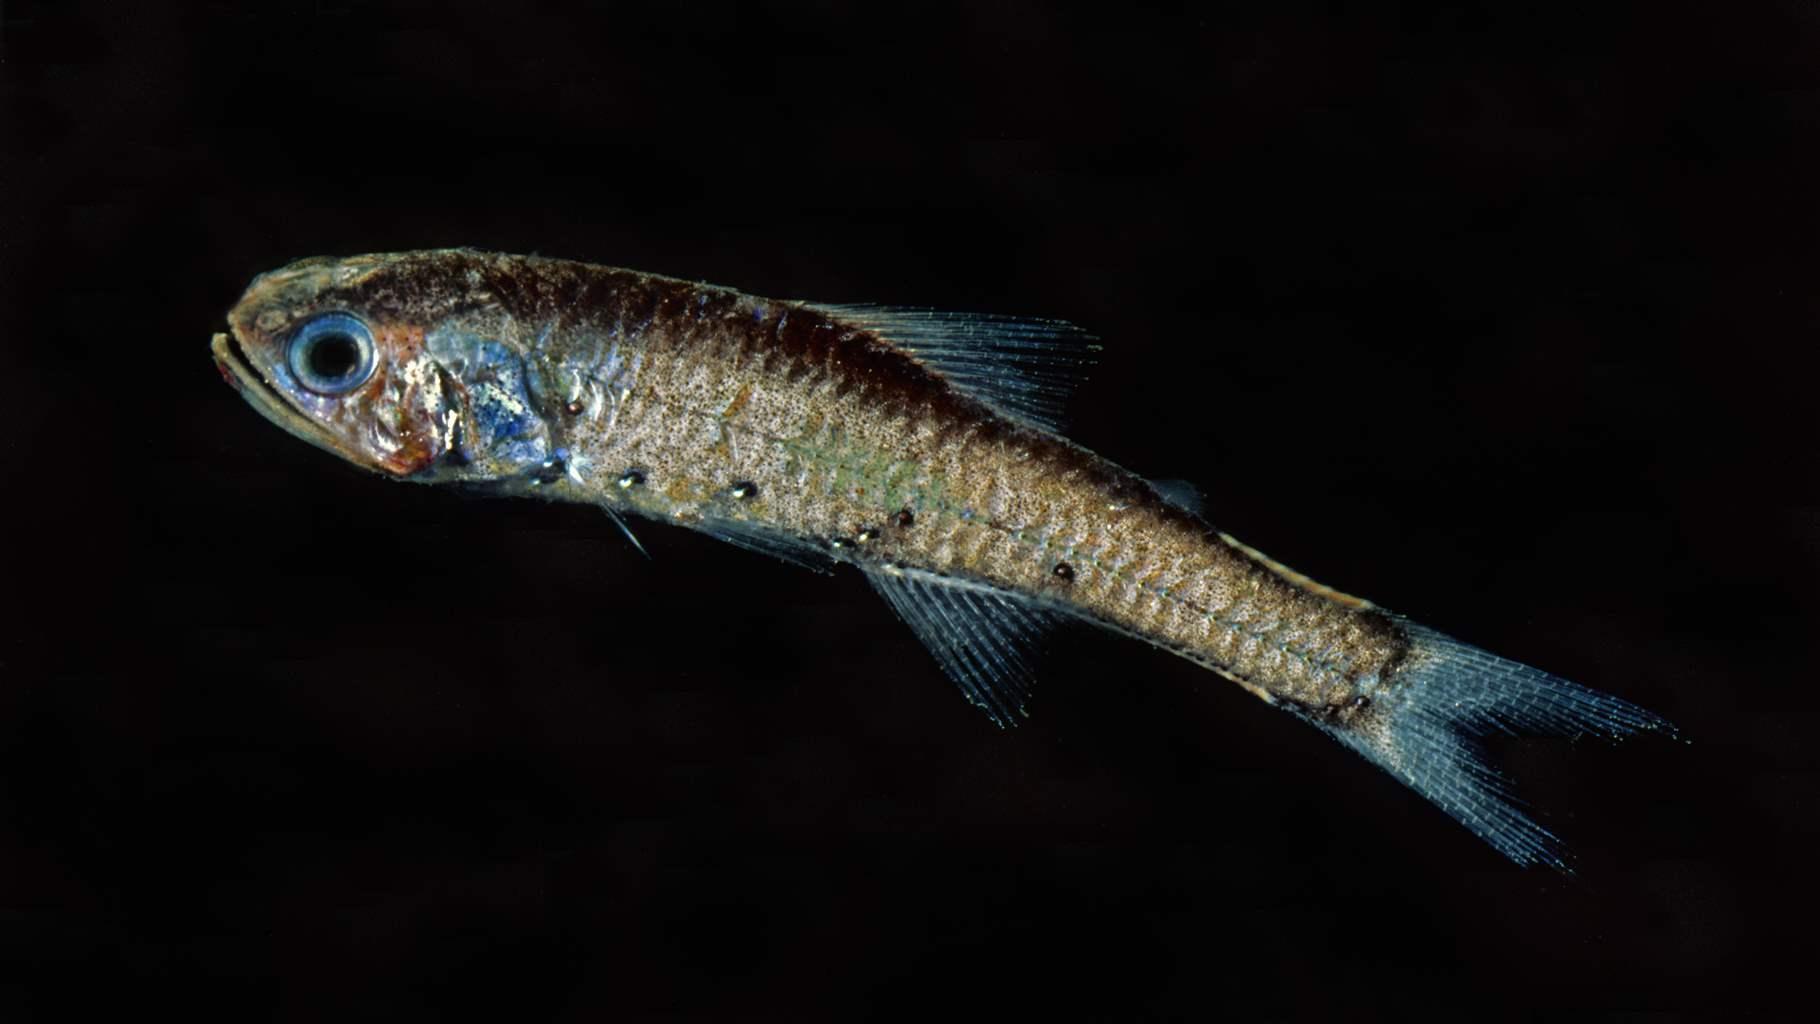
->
[815, 304, 1099, 431]
[864, 564, 1058, 727]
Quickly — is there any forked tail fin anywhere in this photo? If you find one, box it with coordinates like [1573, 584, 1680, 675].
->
[1298, 622, 1677, 869]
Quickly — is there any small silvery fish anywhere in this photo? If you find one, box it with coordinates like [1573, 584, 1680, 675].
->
[212, 249, 1675, 868]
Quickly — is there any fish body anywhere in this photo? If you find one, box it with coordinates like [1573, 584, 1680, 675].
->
[213, 249, 1674, 868]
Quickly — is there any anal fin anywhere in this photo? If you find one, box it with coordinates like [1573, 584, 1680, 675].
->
[865, 565, 1057, 727]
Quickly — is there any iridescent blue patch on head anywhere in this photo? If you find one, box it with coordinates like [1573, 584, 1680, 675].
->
[425, 327, 550, 472]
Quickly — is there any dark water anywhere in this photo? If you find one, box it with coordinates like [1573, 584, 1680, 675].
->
[5, 2, 1815, 1018]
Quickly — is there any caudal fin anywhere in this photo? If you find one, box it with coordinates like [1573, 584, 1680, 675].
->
[1301, 622, 1676, 869]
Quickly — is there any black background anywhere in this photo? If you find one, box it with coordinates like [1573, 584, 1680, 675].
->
[4, 1, 1817, 1019]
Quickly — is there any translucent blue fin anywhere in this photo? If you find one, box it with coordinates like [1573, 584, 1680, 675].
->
[816, 305, 1100, 431]
[1302, 622, 1678, 869]
[865, 565, 1058, 727]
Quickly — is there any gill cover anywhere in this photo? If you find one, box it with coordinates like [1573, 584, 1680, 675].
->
[423, 327, 552, 475]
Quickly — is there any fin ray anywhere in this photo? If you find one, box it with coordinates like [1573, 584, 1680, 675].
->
[1147, 477, 1207, 517]
[865, 565, 1057, 726]
[702, 515, 835, 574]
[1302, 622, 1677, 869]
[602, 507, 651, 559]
[816, 305, 1099, 431]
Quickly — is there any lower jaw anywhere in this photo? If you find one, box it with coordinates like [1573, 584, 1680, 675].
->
[210, 331, 389, 474]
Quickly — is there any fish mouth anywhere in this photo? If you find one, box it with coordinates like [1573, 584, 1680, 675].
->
[211, 330, 390, 473]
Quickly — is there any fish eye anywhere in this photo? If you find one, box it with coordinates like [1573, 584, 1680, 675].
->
[287, 312, 377, 395]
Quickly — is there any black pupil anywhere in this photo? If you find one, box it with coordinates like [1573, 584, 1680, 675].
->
[306, 332, 361, 380]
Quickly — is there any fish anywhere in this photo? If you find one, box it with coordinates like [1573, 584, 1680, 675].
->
[211, 248, 1676, 868]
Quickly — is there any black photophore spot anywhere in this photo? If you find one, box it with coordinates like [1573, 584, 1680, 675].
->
[532, 456, 565, 484]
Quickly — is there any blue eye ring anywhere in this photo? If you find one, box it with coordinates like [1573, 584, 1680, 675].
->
[287, 312, 377, 395]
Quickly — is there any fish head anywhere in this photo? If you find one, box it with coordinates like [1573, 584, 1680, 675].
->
[212, 250, 554, 482]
